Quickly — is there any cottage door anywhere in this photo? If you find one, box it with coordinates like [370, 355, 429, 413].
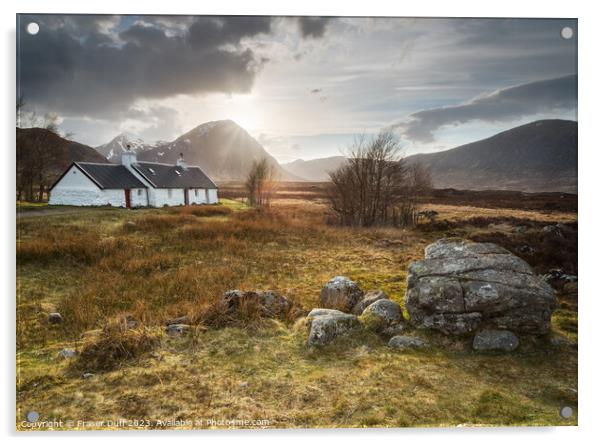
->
[184, 188, 189, 205]
[124, 189, 131, 208]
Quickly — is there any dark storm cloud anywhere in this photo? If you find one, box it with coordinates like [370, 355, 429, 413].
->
[394, 74, 577, 142]
[297, 17, 331, 39]
[17, 15, 273, 117]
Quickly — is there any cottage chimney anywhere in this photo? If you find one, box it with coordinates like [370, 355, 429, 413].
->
[121, 144, 137, 167]
[176, 152, 187, 169]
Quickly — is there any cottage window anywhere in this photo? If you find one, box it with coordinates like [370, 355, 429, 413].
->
[137, 189, 142, 196]
[168, 189, 172, 199]
[194, 189, 199, 197]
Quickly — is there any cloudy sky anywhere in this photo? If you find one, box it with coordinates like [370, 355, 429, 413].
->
[17, 15, 577, 162]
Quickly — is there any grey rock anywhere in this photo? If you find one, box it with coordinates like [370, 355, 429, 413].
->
[405, 238, 556, 335]
[307, 308, 345, 318]
[360, 299, 402, 332]
[381, 322, 407, 337]
[542, 224, 563, 237]
[388, 335, 426, 350]
[48, 313, 63, 324]
[421, 312, 483, 335]
[124, 315, 138, 329]
[307, 311, 360, 347]
[82, 372, 95, 379]
[352, 290, 388, 315]
[58, 348, 77, 359]
[221, 289, 293, 318]
[166, 324, 190, 337]
[518, 244, 535, 255]
[165, 315, 190, 326]
[320, 276, 364, 312]
[542, 269, 578, 285]
[472, 329, 519, 352]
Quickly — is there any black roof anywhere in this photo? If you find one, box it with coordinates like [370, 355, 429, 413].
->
[50, 162, 147, 190]
[132, 162, 218, 189]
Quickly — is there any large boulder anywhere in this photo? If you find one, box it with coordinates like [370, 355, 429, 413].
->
[307, 309, 361, 347]
[352, 290, 388, 315]
[360, 299, 402, 333]
[320, 276, 364, 312]
[405, 238, 556, 335]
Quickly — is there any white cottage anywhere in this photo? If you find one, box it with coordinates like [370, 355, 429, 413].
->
[49, 150, 218, 208]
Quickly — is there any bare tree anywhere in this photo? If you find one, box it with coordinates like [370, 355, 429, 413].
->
[245, 158, 279, 207]
[327, 131, 419, 227]
[16, 100, 63, 202]
[408, 161, 433, 197]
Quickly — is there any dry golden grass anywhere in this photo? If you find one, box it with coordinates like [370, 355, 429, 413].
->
[74, 316, 162, 372]
[16, 197, 578, 429]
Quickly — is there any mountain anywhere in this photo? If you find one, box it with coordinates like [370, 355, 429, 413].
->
[138, 120, 298, 181]
[406, 120, 577, 193]
[95, 132, 159, 161]
[281, 156, 347, 181]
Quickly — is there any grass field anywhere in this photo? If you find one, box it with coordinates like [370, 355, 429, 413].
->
[16, 188, 578, 430]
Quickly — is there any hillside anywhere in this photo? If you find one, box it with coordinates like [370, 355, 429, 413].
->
[137, 120, 297, 181]
[406, 120, 577, 193]
[17, 126, 108, 177]
[281, 156, 347, 181]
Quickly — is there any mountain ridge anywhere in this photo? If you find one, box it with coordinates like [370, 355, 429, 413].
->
[405, 119, 577, 193]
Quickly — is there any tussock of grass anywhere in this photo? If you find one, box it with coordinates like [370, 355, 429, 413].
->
[74, 317, 161, 372]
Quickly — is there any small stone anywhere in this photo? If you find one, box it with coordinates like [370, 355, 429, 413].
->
[472, 329, 519, 352]
[381, 322, 407, 337]
[125, 315, 138, 329]
[58, 348, 77, 359]
[388, 335, 426, 350]
[82, 372, 94, 379]
[48, 313, 63, 324]
[166, 324, 190, 337]
[518, 245, 535, 255]
[238, 381, 249, 389]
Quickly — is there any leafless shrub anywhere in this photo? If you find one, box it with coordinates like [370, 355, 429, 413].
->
[245, 158, 279, 207]
[326, 132, 420, 227]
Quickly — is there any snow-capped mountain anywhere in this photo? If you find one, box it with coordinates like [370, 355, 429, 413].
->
[95, 132, 157, 161]
[138, 120, 299, 181]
